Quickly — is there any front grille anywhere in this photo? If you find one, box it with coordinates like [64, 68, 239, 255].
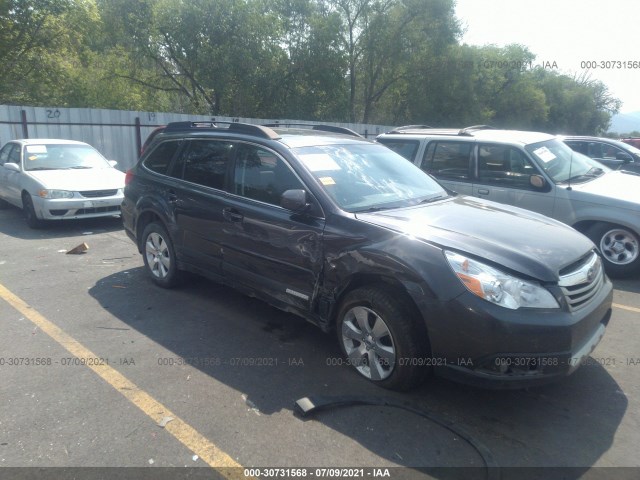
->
[49, 210, 68, 216]
[558, 251, 604, 310]
[79, 189, 118, 198]
[76, 206, 121, 215]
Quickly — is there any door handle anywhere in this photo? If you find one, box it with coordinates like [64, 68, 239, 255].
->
[167, 190, 178, 203]
[478, 189, 490, 195]
[223, 207, 243, 222]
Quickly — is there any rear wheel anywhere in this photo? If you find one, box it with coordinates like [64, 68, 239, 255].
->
[22, 193, 44, 229]
[336, 286, 429, 391]
[141, 222, 181, 288]
[587, 223, 640, 278]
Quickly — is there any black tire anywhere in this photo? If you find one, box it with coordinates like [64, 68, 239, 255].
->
[586, 223, 640, 278]
[336, 286, 429, 391]
[141, 222, 181, 288]
[22, 193, 45, 229]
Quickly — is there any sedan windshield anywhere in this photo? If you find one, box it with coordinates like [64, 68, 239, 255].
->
[22, 144, 110, 171]
[526, 139, 610, 183]
[294, 143, 447, 212]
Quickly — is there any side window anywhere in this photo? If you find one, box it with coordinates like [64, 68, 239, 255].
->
[565, 141, 587, 155]
[378, 140, 420, 161]
[601, 143, 626, 160]
[0, 144, 15, 165]
[421, 142, 471, 180]
[233, 145, 303, 206]
[180, 140, 233, 190]
[586, 142, 603, 158]
[143, 141, 181, 176]
[477, 144, 536, 189]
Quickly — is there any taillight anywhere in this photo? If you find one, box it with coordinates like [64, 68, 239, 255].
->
[125, 169, 134, 186]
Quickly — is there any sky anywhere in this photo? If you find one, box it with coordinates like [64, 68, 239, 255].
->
[454, 0, 640, 113]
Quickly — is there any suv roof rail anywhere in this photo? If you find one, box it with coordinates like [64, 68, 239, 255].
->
[388, 124, 434, 133]
[163, 121, 280, 140]
[459, 125, 495, 135]
[262, 123, 362, 138]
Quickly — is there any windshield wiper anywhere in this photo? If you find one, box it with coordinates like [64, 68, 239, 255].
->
[563, 167, 604, 183]
[27, 167, 64, 171]
[418, 194, 448, 204]
[67, 166, 93, 169]
[351, 205, 392, 213]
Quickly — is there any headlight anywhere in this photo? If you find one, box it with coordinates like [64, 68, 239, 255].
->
[445, 251, 559, 310]
[38, 190, 74, 199]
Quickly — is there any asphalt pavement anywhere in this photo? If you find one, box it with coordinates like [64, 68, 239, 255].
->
[1, 206, 639, 480]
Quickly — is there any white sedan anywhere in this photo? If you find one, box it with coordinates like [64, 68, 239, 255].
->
[0, 139, 125, 228]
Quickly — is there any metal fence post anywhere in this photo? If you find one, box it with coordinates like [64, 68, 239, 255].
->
[20, 110, 29, 139]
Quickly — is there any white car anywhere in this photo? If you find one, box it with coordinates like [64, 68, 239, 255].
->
[0, 139, 125, 228]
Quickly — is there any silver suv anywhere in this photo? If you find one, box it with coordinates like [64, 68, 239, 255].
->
[377, 126, 640, 277]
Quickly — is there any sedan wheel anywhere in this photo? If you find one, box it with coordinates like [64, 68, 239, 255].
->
[22, 193, 44, 229]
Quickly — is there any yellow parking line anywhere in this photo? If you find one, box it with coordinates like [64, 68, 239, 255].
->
[0, 283, 244, 477]
[613, 303, 640, 314]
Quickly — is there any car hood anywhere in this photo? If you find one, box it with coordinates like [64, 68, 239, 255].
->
[569, 170, 640, 205]
[27, 168, 125, 190]
[356, 196, 594, 282]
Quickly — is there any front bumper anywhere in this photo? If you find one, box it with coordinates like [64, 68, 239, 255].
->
[419, 275, 613, 388]
[33, 193, 123, 220]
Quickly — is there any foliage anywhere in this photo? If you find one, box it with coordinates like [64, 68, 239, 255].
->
[0, 0, 621, 134]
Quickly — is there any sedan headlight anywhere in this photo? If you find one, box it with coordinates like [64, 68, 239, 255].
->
[445, 251, 559, 310]
[38, 189, 74, 199]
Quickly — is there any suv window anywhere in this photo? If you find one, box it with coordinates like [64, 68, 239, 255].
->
[143, 140, 181, 176]
[378, 139, 420, 161]
[421, 141, 472, 180]
[233, 144, 303, 206]
[477, 144, 536, 188]
[180, 139, 233, 190]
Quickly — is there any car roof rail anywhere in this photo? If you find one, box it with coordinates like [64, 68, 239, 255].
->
[459, 125, 495, 135]
[262, 123, 362, 138]
[163, 121, 280, 140]
[164, 121, 217, 132]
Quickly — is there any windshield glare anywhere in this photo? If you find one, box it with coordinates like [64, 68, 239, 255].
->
[22, 144, 110, 171]
[294, 144, 447, 212]
[526, 139, 610, 183]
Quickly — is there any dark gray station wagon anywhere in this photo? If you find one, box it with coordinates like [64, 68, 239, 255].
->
[122, 122, 612, 390]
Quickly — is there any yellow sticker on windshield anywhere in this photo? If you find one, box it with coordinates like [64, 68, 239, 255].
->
[28, 155, 38, 161]
[319, 176, 336, 186]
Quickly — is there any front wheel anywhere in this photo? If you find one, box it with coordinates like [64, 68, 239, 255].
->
[141, 222, 181, 288]
[336, 286, 429, 391]
[587, 223, 640, 278]
[22, 193, 44, 229]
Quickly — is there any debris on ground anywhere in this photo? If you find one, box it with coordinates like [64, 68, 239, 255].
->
[157, 416, 174, 428]
[66, 242, 89, 255]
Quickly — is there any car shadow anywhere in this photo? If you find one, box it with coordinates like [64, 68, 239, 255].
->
[0, 205, 123, 240]
[88, 269, 627, 477]
[611, 278, 640, 295]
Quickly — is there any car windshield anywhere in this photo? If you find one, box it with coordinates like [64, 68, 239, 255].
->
[526, 139, 610, 184]
[22, 144, 110, 171]
[293, 143, 448, 212]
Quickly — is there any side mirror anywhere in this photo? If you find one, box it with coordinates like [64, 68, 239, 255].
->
[615, 152, 633, 163]
[108, 160, 118, 168]
[280, 189, 309, 213]
[3, 162, 20, 172]
[529, 174, 546, 189]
